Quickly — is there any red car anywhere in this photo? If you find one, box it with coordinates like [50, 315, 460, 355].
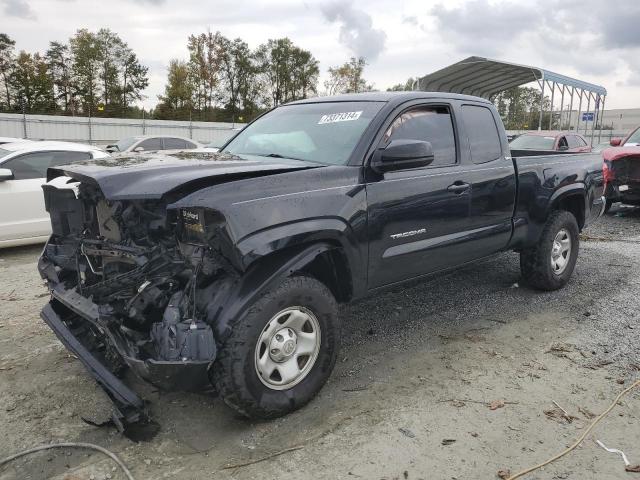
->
[509, 131, 592, 153]
[602, 127, 640, 212]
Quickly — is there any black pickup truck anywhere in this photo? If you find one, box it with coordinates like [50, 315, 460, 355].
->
[38, 92, 605, 432]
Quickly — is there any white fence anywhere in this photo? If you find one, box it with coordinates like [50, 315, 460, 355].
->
[0, 113, 244, 147]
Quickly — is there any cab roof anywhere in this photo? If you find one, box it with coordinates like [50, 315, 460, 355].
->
[286, 91, 494, 106]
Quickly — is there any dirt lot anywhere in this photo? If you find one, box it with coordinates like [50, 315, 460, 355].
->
[1, 206, 639, 480]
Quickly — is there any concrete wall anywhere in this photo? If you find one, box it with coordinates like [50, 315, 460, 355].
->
[0, 113, 244, 147]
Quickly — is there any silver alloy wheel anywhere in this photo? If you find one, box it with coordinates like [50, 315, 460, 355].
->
[551, 228, 572, 275]
[254, 307, 321, 390]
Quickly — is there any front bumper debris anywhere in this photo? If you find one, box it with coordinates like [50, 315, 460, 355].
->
[41, 301, 159, 440]
[41, 286, 214, 439]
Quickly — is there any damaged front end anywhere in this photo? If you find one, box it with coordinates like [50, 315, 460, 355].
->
[38, 176, 237, 435]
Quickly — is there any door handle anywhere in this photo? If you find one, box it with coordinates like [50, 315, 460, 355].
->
[447, 182, 470, 193]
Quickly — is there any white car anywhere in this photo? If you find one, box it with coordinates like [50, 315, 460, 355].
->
[0, 141, 109, 248]
[0, 137, 31, 145]
[105, 135, 201, 154]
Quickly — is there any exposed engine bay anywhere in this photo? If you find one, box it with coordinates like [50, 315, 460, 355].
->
[39, 176, 235, 393]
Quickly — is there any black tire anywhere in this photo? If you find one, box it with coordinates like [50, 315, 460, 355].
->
[212, 275, 340, 419]
[520, 210, 580, 291]
[604, 198, 614, 214]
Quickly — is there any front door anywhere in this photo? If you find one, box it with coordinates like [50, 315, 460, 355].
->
[366, 103, 473, 289]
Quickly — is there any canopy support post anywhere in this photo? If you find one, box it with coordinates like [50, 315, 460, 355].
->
[548, 81, 556, 130]
[559, 85, 565, 130]
[598, 95, 606, 144]
[567, 87, 575, 131]
[538, 75, 545, 131]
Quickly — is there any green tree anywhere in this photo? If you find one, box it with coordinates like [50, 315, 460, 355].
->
[8, 51, 55, 112]
[155, 59, 194, 119]
[218, 36, 256, 122]
[387, 77, 416, 91]
[117, 48, 148, 114]
[0, 33, 16, 109]
[45, 41, 74, 113]
[493, 87, 550, 130]
[254, 38, 319, 106]
[324, 57, 371, 95]
[187, 31, 223, 118]
[70, 29, 101, 115]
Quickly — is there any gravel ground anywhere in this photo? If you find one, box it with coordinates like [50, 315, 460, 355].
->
[1, 205, 639, 480]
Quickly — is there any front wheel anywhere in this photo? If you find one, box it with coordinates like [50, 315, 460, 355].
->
[212, 276, 340, 419]
[520, 211, 580, 291]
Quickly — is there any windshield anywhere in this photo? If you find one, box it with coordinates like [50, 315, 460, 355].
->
[509, 135, 556, 150]
[115, 137, 140, 152]
[624, 128, 640, 146]
[0, 148, 11, 162]
[223, 101, 384, 165]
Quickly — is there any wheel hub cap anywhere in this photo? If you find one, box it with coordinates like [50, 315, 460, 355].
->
[255, 307, 321, 390]
[551, 228, 572, 275]
[269, 328, 298, 362]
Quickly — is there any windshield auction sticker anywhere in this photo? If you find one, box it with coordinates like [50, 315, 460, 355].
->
[318, 111, 362, 125]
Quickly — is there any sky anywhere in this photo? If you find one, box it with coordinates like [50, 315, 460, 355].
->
[2, 0, 640, 110]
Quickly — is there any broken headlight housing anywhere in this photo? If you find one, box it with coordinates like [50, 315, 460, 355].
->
[178, 208, 226, 245]
[179, 208, 206, 244]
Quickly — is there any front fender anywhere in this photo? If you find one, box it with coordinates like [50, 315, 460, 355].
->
[200, 243, 338, 343]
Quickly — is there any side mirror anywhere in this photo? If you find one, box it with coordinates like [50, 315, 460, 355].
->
[105, 145, 118, 153]
[558, 144, 569, 151]
[133, 146, 145, 152]
[610, 138, 622, 147]
[371, 139, 435, 173]
[0, 168, 13, 181]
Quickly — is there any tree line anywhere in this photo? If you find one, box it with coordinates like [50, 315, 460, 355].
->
[0, 30, 379, 123]
[0, 30, 148, 118]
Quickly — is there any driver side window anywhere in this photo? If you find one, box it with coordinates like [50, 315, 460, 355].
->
[382, 106, 456, 167]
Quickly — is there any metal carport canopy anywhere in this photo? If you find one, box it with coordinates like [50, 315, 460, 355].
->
[416, 56, 608, 143]
[416, 56, 606, 98]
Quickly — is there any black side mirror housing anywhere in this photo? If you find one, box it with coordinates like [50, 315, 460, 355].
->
[371, 139, 435, 173]
[558, 144, 569, 151]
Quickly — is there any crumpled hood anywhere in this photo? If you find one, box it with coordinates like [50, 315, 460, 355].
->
[602, 146, 640, 162]
[47, 151, 321, 200]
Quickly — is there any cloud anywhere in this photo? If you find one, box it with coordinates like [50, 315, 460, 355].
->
[2, 0, 36, 19]
[430, 0, 540, 56]
[320, 0, 386, 61]
[127, 0, 166, 3]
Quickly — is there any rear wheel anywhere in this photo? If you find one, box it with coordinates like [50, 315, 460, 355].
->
[212, 276, 340, 419]
[520, 211, 579, 291]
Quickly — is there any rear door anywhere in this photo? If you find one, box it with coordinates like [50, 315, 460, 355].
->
[366, 102, 474, 289]
[0, 151, 91, 241]
[458, 103, 516, 257]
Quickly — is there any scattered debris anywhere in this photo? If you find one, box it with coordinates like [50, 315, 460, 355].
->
[546, 343, 574, 354]
[497, 469, 511, 479]
[342, 385, 369, 392]
[544, 402, 578, 424]
[490, 400, 505, 410]
[451, 400, 466, 408]
[617, 378, 626, 385]
[398, 428, 415, 439]
[441, 439, 456, 446]
[221, 446, 304, 470]
[510, 283, 519, 289]
[596, 440, 631, 466]
[626, 465, 640, 473]
[578, 407, 596, 419]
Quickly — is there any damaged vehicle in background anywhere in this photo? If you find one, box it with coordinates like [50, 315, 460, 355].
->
[603, 126, 640, 212]
[38, 92, 605, 434]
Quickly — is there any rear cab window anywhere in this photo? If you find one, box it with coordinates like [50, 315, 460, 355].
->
[460, 105, 502, 164]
